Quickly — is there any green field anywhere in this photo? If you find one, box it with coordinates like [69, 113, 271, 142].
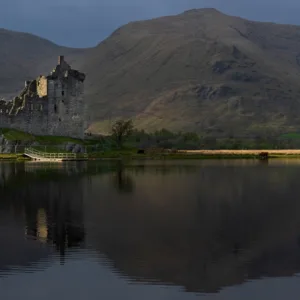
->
[280, 133, 300, 139]
[0, 128, 99, 145]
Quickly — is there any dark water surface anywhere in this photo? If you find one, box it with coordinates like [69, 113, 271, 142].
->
[1, 160, 300, 299]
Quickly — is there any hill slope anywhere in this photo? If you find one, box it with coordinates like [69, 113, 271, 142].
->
[0, 28, 86, 98]
[81, 8, 300, 137]
[3, 9, 300, 137]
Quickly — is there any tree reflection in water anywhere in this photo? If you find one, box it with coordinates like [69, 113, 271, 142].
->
[111, 161, 135, 194]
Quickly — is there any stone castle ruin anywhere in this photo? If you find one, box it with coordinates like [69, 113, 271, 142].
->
[0, 56, 86, 139]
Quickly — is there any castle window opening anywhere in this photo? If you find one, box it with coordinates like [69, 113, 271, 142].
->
[62, 91, 65, 96]
[54, 104, 57, 113]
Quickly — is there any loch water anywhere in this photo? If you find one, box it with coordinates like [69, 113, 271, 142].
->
[1, 159, 300, 299]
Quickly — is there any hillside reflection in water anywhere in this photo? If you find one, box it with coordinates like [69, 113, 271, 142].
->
[1, 160, 300, 299]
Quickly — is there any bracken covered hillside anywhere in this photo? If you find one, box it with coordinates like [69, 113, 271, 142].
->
[3, 8, 300, 137]
[81, 8, 300, 137]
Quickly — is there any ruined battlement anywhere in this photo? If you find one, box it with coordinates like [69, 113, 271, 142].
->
[0, 56, 87, 139]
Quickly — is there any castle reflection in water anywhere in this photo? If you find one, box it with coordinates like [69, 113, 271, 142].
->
[0, 162, 86, 256]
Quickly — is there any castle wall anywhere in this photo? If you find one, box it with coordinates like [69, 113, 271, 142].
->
[0, 97, 49, 136]
[37, 76, 48, 98]
[0, 100, 13, 129]
[21, 96, 49, 135]
[66, 79, 85, 139]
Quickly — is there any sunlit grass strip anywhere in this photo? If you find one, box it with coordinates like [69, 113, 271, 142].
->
[180, 149, 300, 155]
[0, 154, 30, 161]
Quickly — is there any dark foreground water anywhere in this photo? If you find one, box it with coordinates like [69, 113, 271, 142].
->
[2, 160, 300, 299]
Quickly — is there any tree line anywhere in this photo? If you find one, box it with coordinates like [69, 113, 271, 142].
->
[108, 119, 300, 150]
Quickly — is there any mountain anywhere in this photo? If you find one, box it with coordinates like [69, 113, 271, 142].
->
[81, 8, 300, 137]
[3, 8, 300, 137]
[0, 28, 86, 98]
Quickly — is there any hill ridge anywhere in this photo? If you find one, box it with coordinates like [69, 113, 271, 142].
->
[2, 9, 300, 137]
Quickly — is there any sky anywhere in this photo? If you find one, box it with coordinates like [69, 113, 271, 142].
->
[0, 0, 299, 48]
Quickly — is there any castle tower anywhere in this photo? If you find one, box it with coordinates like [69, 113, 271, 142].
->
[0, 56, 86, 139]
[46, 56, 86, 139]
[58, 55, 64, 65]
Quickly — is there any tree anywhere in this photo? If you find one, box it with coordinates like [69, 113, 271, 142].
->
[111, 119, 134, 148]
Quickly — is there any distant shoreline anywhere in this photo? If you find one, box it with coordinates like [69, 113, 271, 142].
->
[178, 149, 300, 155]
[2, 149, 300, 161]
